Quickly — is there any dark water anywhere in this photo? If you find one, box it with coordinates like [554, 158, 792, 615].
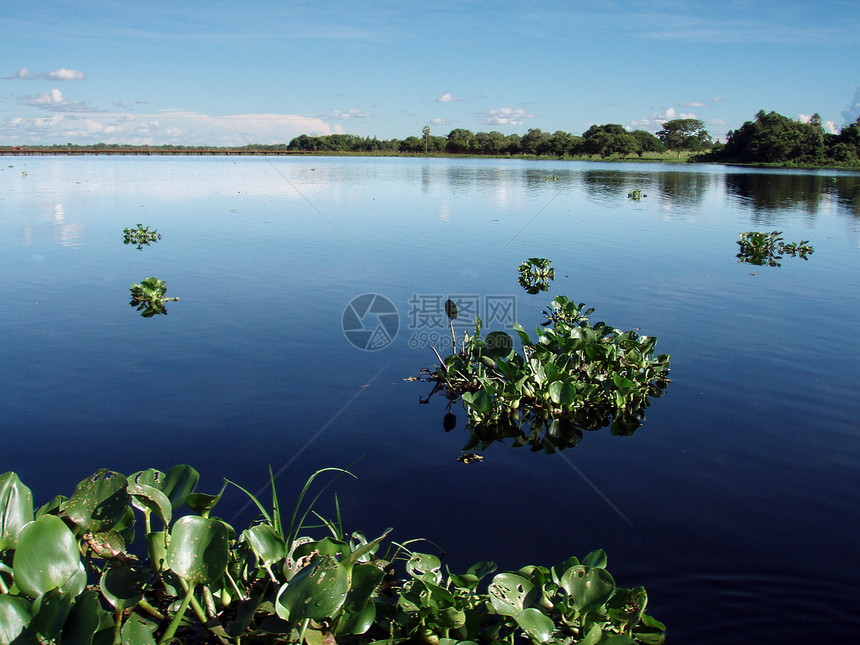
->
[2, 156, 859, 643]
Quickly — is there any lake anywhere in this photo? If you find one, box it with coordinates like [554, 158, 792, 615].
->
[2, 156, 859, 642]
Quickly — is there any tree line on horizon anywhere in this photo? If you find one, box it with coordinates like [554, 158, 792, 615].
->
[3, 110, 858, 166]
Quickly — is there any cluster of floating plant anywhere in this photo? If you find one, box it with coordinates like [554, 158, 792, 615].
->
[736, 230, 814, 267]
[517, 257, 555, 294]
[123, 224, 162, 250]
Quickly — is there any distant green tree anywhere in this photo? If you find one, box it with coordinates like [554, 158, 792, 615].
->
[446, 128, 475, 154]
[422, 125, 431, 154]
[657, 119, 711, 158]
[582, 124, 638, 158]
[630, 130, 666, 157]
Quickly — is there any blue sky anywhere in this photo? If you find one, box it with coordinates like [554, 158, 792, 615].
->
[2, 0, 859, 145]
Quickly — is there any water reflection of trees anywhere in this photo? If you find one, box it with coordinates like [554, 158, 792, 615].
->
[725, 174, 860, 218]
[581, 169, 711, 208]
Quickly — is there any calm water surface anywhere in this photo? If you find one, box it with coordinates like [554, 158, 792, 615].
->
[2, 156, 859, 643]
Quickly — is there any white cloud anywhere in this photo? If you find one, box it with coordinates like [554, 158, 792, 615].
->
[430, 118, 447, 126]
[479, 107, 534, 126]
[18, 88, 94, 112]
[436, 92, 455, 103]
[0, 110, 338, 145]
[679, 101, 707, 108]
[629, 107, 697, 131]
[712, 97, 726, 102]
[330, 108, 371, 119]
[5, 68, 33, 79]
[798, 113, 838, 134]
[4, 67, 86, 80]
[45, 68, 86, 81]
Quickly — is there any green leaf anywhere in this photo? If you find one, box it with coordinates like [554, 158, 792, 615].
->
[30, 588, 74, 641]
[484, 331, 513, 359]
[166, 516, 229, 585]
[243, 523, 286, 567]
[488, 572, 535, 617]
[128, 483, 172, 528]
[406, 552, 442, 583]
[61, 589, 102, 645]
[581, 549, 607, 569]
[0, 595, 31, 645]
[333, 563, 385, 636]
[0, 472, 34, 551]
[63, 469, 129, 533]
[161, 465, 200, 510]
[275, 554, 349, 623]
[515, 607, 555, 642]
[120, 614, 157, 645]
[560, 565, 615, 614]
[461, 390, 494, 415]
[100, 562, 149, 611]
[13, 515, 86, 598]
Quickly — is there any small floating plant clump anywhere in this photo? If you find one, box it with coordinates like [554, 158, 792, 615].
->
[0, 467, 666, 644]
[421, 296, 670, 455]
[627, 189, 646, 200]
[517, 257, 555, 294]
[736, 230, 814, 267]
[129, 277, 180, 317]
[123, 224, 161, 250]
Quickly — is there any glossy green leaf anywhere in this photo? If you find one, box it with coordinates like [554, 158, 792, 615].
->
[275, 554, 349, 623]
[581, 549, 607, 569]
[161, 465, 200, 510]
[128, 483, 171, 527]
[63, 470, 129, 533]
[560, 565, 615, 614]
[120, 614, 157, 645]
[61, 589, 102, 645]
[484, 331, 513, 359]
[30, 588, 74, 640]
[406, 552, 442, 583]
[461, 390, 493, 415]
[333, 563, 385, 636]
[13, 515, 86, 598]
[488, 572, 535, 617]
[100, 562, 149, 611]
[243, 523, 286, 566]
[516, 607, 555, 642]
[166, 516, 229, 585]
[0, 595, 31, 645]
[0, 472, 34, 551]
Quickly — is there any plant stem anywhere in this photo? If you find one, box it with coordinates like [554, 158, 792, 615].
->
[298, 618, 310, 644]
[114, 608, 123, 645]
[431, 347, 454, 389]
[159, 583, 195, 645]
[137, 598, 165, 620]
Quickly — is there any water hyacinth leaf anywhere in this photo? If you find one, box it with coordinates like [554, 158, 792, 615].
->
[581, 549, 607, 569]
[461, 390, 494, 416]
[0, 595, 31, 644]
[484, 331, 513, 359]
[406, 552, 442, 583]
[61, 589, 102, 645]
[185, 491, 223, 517]
[35, 495, 66, 519]
[275, 555, 349, 622]
[515, 607, 555, 642]
[146, 531, 168, 572]
[333, 563, 385, 636]
[166, 516, 229, 585]
[128, 482, 172, 527]
[30, 588, 74, 641]
[488, 572, 536, 617]
[0, 471, 34, 551]
[130, 468, 165, 489]
[244, 523, 286, 566]
[161, 465, 200, 510]
[120, 614, 157, 645]
[560, 565, 615, 614]
[100, 562, 149, 610]
[13, 515, 86, 598]
[63, 469, 129, 533]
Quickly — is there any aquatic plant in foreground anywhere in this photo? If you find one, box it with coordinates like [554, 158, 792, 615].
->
[0, 467, 666, 644]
